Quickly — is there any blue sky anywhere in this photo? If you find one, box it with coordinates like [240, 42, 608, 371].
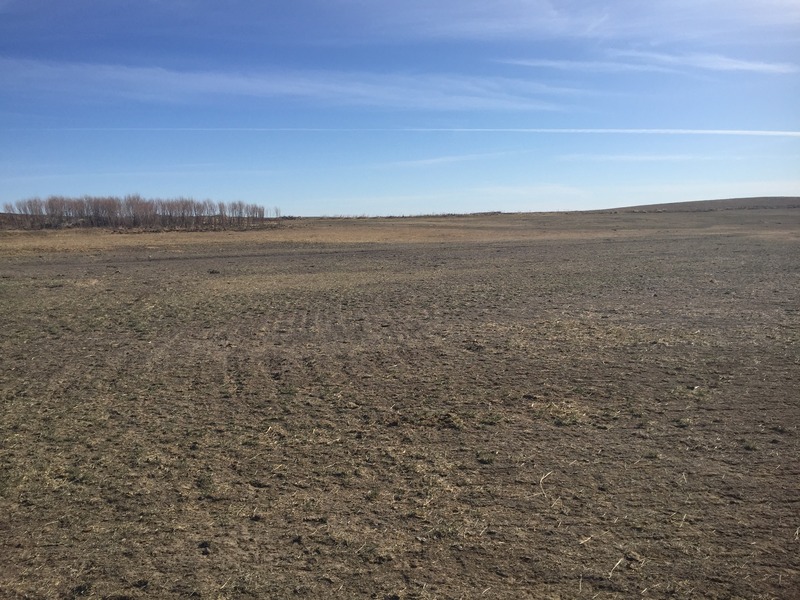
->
[1, 1, 798, 216]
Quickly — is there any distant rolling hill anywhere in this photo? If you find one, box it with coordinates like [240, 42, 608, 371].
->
[600, 196, 800, 213]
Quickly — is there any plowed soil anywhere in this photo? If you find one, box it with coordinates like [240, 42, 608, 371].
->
[1, 206, 798, 599]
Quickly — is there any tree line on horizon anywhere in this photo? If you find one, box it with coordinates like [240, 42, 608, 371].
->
[1, 195, 280, 230]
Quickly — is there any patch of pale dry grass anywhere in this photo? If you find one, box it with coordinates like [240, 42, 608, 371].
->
[6, 208, 788, 257]
[0, 217, 567, 256]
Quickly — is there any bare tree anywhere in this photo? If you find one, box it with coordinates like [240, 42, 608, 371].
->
[1, 195, 278, 230]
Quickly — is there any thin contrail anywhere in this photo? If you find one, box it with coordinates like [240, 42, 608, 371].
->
[8, 127, 800, 137]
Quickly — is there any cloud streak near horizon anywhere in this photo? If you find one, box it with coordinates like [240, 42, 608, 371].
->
[11, 127, 798, 137]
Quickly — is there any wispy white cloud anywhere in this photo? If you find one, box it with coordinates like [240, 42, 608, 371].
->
[558, 153, 723, 162]
[501, 51, 797, 75]
[376, 151, 516, 169]
[329, 0, 575, 40]
[609, 50, 798, 74]
[9, 127, 800, 138]
[331, 0, 800, 43]
[499, 58, 676, 74]
[399, 128, 800, 137]
[0, 57, 577, 111]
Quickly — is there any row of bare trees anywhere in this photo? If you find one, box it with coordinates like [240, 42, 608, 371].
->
[2, 195, 280, 230]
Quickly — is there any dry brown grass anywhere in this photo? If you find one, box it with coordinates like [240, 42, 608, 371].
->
[1, 207, 798, 599]
[3, 207, 797, 258]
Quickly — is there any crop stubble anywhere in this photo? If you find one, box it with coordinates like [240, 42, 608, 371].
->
[0, 209, 798, 599]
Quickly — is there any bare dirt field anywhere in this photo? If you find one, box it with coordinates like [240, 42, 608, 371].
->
[1, 205, 798, 599]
